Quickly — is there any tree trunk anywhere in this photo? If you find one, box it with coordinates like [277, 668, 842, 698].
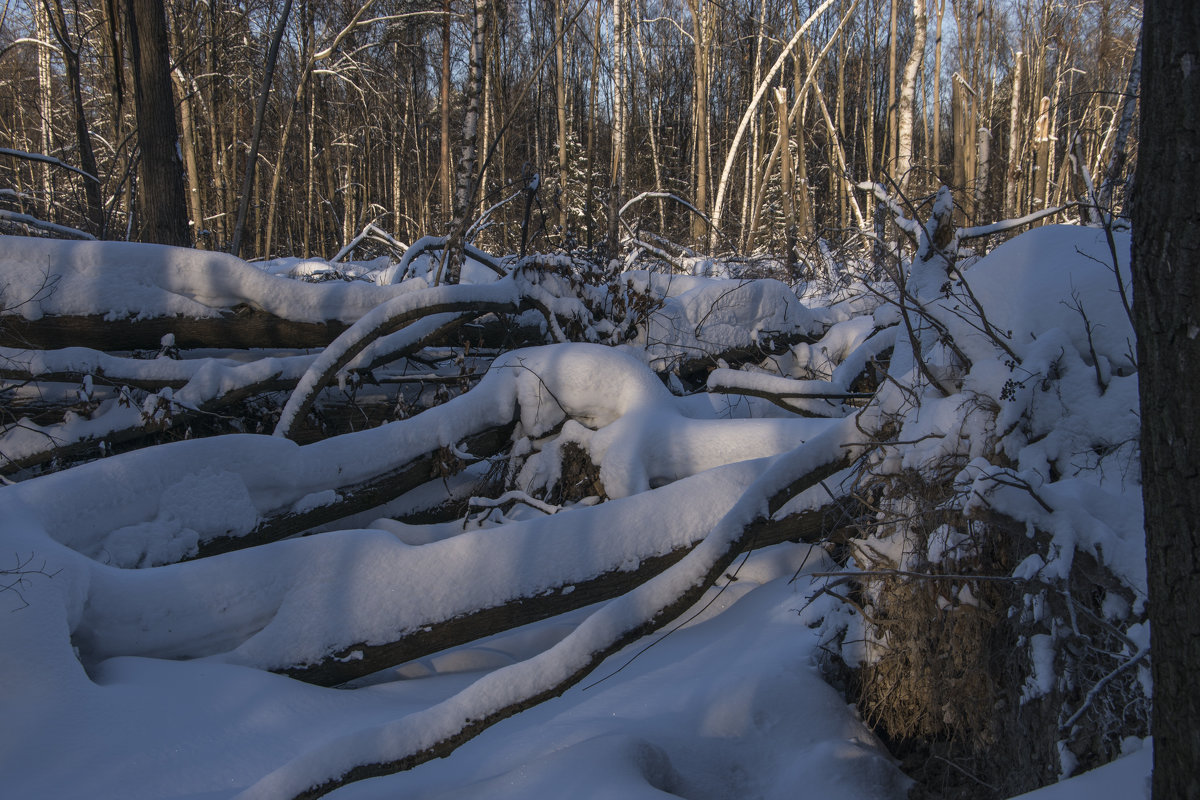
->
[441, 0, 453, 222]
[1032, 94, 1052, 219]
[687, 0, 712, 245]
[173, 70, 204, 244]
[1097, 31, 1142, 213]
[445, 0, 490, 283]
[775, 88, 796, 272]
[584, 1, 603, 249]
[931, 0, 945, 182]
[230, 0, 294, 257]
[554, 0, 569, 235]
[1132, 3, 1200, 799]
[1004, 51, 1024, 217]
[952, 74, 977, 222]
[885, 0, 900, 173]
[794, 45, 811, 240]
[630, 3, 666, 235]
[35, 1, 54, 220]
[125, 0, 191, 247]
[895, 0, 928, 192]
[605, 0, 627, 261]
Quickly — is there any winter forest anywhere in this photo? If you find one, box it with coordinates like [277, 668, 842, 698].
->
[3, 0, 1196, 798]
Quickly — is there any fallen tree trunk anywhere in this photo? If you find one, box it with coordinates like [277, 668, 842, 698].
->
[0, 307, 546, 353]
[1, 312, 486, 475]
[281, 499, 851, 686]
[233, 416, 868, 800]
[195, 422, 516, 560]
[275, 282, 529, 438]
[0, 307, 351, 351]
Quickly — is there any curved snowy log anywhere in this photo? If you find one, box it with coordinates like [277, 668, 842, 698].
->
[282, 500, 849, 686]
[0, 345, 247, 391]
[7, 352, 531, 566]
[70, 413, 843, 673]
[40, 345, 850, 687]
[72, 458, 772, 665]
[234, 414, 871, 800]
[274, 280, 527, 439]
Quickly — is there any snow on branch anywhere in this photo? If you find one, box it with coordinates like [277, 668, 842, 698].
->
[0, 147, 99, 184]
[0, 209, 95, 240]
[706, 368, 870, 417]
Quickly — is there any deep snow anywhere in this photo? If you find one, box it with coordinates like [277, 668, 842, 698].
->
[0, 223, 1150, 799]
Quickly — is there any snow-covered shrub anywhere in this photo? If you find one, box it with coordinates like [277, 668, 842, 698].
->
[812, 199, 1149, 798]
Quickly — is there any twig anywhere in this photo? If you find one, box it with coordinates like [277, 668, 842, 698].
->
[1060, 646, 1150, 732]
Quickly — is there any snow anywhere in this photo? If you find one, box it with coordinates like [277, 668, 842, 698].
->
[327, 547, 909, 800]
[0, 236, 418, 322]
[0, 222, 1153, 799]
[625, 272, 827, 371]
[1009, 742, 1150, 799]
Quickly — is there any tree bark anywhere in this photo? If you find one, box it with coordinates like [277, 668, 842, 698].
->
[931, 0, 945, 182]
[444, 0, 490, 283]
[554, 0, 569, 235]
[173, 70, 204, 243]
[895, 0, 928, 192]
[35, 1, 54, 220]
[1032, 94, 1052, 219]
[775, 88, 796, 272]
[1098, 31, 1142, 213]
[952, 74, 977, 222]
[886, 0, 900, 173]
[1004, 51, 1024, 217]
[125, 0, 191, 247]
[441, 0, 453, 221]
[1132, 3, 1200, 798]
[687, 0, 712, 246]
[605, 0, 627, 261]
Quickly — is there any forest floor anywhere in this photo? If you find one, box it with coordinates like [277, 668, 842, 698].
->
[0, 220, 1150, 799]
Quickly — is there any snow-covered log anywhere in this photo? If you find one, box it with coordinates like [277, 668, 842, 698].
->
[705, 368, 871, 416]
[1, 312, 478, 474]
[0, 307, 355, 351]
[0, 237, 423, 324]
[283, 496, 848, 686]
[231, 413, 868, 799]
[195, 422, 516, 559]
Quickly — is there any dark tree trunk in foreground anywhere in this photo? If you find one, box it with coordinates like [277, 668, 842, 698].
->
[1132, 2, 1200, 798]
[126, 0, 191, 247]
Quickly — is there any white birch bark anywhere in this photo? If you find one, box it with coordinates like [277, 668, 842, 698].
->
[895, 0, 928, 192]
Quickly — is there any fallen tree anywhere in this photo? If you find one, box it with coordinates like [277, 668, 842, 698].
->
[0, 210, 1150, 800]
